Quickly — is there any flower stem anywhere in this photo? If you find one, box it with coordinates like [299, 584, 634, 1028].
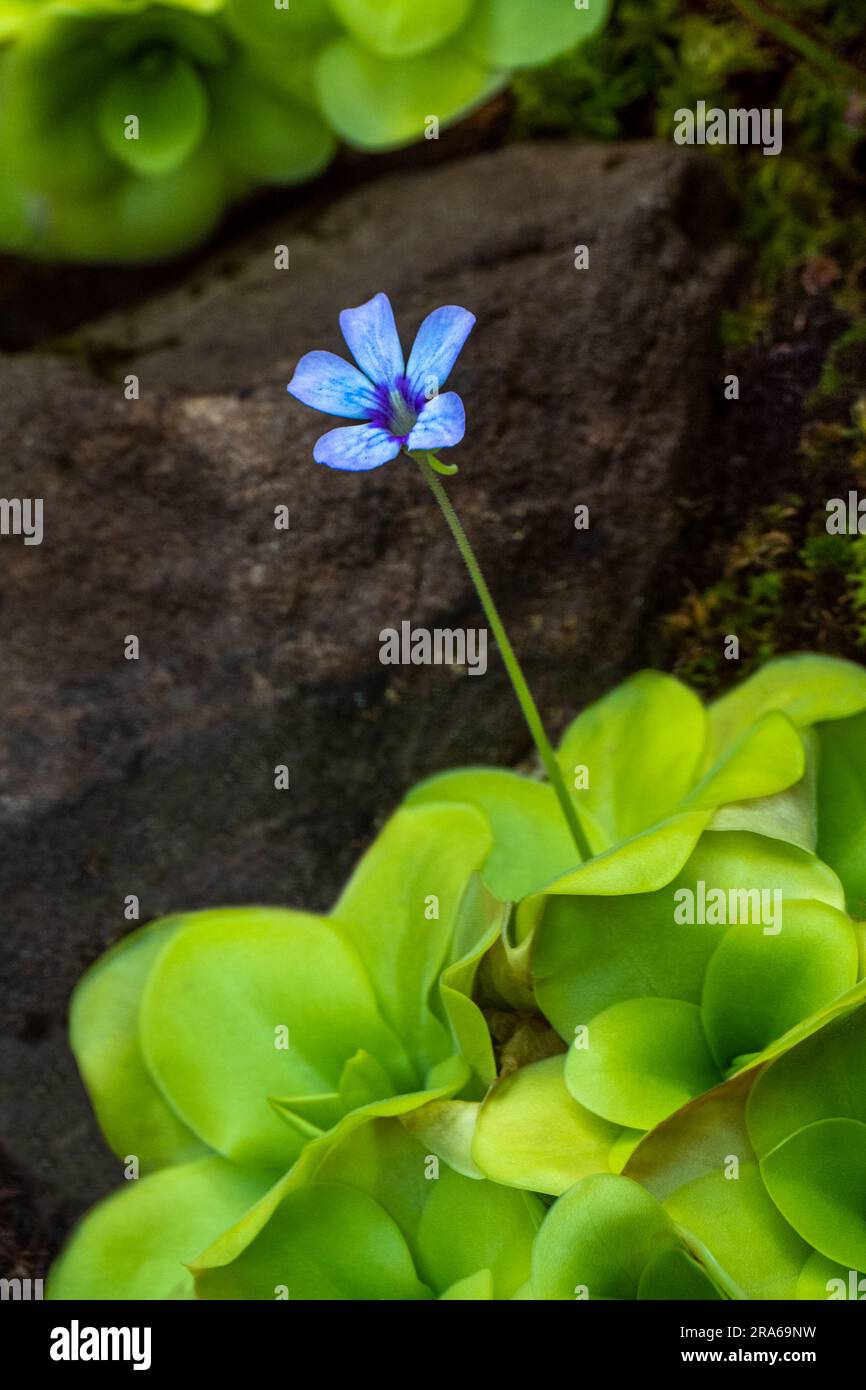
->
[413, 450, 592, 863]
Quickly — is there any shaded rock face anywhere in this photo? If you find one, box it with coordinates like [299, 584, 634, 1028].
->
[0, 140, 739, 1265]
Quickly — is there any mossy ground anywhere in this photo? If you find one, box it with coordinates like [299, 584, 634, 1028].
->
[515, 0, 866, 694]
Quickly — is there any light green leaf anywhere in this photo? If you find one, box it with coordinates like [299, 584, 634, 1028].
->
[701, 901, 858, 1073]
[473, 1055, 623, 1195]
[210, 67, 335, 184]
[707, 726, 816, 852]
[531, 1174, 681, 1301]
[194, 1115, 540, 1299]
[534, 830, 846, 1045]
[437, 874, 506, 1088]
[405, 768, 580, 901]
[223, 0, 337, 52]
[413, 1164, 542, 1299]
[47, 1157, 273, 1300]
[97, 52, 209, 176]
[565, 997, 720, 1131]
[760, 1118, 866, 1272]
[111, 146, 226, 262]
[70, 916, 207, 1173]
[687, 710, 806, 813]
[636, 1246, 723, 1300]
[401, 1099, 484, 1178]
[708, 654, 866, 759]
[332, 802, 493, 1074]
[196, 1181, 432, 1300]
[315, 36, 498, 150]
[440, 1269, 494, 1300]
[746, 1003, 866, 1159]
[626, 1071, 809, 1300]
[463, 0, 611, 69]
[139, 908, 413, 1167]
[330, 0, 473, 59]
[796, 1249, 859, 1301]
[556, 671, 708, 852]
[817, 711, 866, 919]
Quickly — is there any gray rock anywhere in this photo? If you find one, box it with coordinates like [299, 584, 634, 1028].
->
[0, 140, 739, 1265]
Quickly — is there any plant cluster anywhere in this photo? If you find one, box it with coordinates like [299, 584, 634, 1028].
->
[0, 0, 608, 261]
[49, 653, 866, 1299]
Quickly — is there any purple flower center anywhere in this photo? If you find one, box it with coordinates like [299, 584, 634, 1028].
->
[371, 375, 428, 443]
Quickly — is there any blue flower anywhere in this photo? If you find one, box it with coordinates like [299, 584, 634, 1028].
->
[287, 293, 475, 471]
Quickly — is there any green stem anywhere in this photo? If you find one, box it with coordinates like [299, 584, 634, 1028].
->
[413, 450, 592, 863]
[730, 0, 866, 93]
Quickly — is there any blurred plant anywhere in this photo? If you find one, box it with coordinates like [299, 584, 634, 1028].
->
[0, 0, 610, 261]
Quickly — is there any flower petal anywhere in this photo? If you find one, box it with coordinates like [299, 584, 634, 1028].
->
[339, 292, 404, 387]
[314, 423, 401, 472]
[287, 350, 378, 420]
[407, 306, 475, 399]
[407, 392, 466, 451]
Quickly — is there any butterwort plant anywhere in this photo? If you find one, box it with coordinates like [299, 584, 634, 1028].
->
[0, 0, 611, 261]
[48, 294, 866, 1300]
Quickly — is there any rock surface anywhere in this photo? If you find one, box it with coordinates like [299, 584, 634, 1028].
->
[0, 139, 740, 1265]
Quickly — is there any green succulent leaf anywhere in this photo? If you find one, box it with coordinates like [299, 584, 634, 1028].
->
[222, 0, 337, 53]
[210, 67, 336, 184]
[760, 1118, 866, 1272]
[565, 997, 721, 1132]
[315, 36, 498, 151]
[626, 1070, 810, 1300]
[70, 916, 207, 1173]
[413, 1161, 541, 1299]
[96, 51, 209, 176]
[195, 1116, 541, 1299]
[557, 671, 707, 852]
[796, 1249, 862, 1301]
[530, 1173, 687, 1301]
[332, 802, 493, 1074]
[708, 654, 866, 759]
[196, 1181, 433, 1300]
[746, 1004, 866, 1158]
[139, 908, 413, 1167]
[111, 146, 226, 261]
[405, 767, 580, 900]
[534, 830, 843, 1047]
[472, 1055, 624, 1195]
[462, 0, 611, 69]
[439, 1269, 494, 1299]
[47, 1157, 274, 1301]
[700, 901, 858, 1073]
[636, 1246, 724, 1301]
[817, 711, 866, 919]
[330, 0, 473, 59]
[707, 726, 816, 852]
[437, 873, 505, 1088]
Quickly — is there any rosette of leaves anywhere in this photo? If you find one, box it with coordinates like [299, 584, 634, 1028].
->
[48, 802, 535, 1298]
[49, 654, 866, 1299]
[0, 0, 610, 261]
[403, 656, 866, 1196]
[0, 4, 336, 261]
